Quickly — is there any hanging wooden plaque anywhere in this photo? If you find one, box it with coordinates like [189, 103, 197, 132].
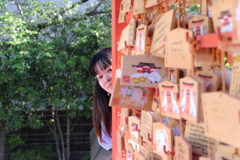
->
[117, 130, 124, 157]
[175, 136, 192, 160]
[184, 121, 218, 159]
[146, 0, 159, 8]
[232, 0, 240, 44]
[128, 116, 141, 143]
[211, 0, 234, 33]
[118, 5, 126, 23]
[165, 28, 193, 70]
[110, 78, 155, 111]
[126, 143, 135, 160]
[229, 62, 240, 99]
[188, 0, 201, 6]
[134, 151, 147, 160]
[152, 122, 173, 160]
[188, 14, 212, 36]
[122, 0, 132, 13]
[120, 108, 130, 130]
[159, 80, 181, 119]
[150, 9, 176, 54]
[121, 55, 167, 88]
[140, 111, 153, 143]
[202, 91, 240, 148]
[133, 0, 145, 15]
[135, 24, 148, 55]
[179, 76, 200, 123]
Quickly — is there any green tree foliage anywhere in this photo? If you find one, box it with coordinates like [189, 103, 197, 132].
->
[0, 0, 111, 159]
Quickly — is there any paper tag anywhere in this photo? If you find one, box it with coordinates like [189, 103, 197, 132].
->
[211, 0, 234, 33]
[202, 91, 240, 148]
[175, 136, 192, 160]
[118, 5, 126, 23]
[152, 122, 172, 159]
[179, 76, 200, 123]
[165, 28, 193, 69]
[188, 0, 201, 5]
[150, 9, 176, 53]
[135, 24, 148, 55]
[121, 55, 167, 88]
[184, 121, 218, 159]
[128, 116, 141, 143]
[159, 80, 181, 119]
[122, 0, 132, 13]
[117, 130, 124, 157]
[230, 62, 240, 99]
[133, 0, 145, 15]
[140, 111, 153, 143]
[232, 0, 240, 44]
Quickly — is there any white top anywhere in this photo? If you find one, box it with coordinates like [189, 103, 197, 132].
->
[97, 122, 112, 150]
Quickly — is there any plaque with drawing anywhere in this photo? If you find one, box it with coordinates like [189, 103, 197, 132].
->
[121, 55, 167, 88]
[159, 80, 181, 119]
[135, 24, 148, 55]
[110, 78, 155, 111]
[128, 116, 141, 143]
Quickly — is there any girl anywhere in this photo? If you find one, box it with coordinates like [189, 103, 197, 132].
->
[89, 47, 113, 151]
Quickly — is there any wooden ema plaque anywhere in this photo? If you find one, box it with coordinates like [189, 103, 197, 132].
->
[165, 28, 193, 70]
[110, 78, 155, 111]
[230, 62, 240, 99]
[175, 136, 192, 160]
[118, 4, 126, 23]
[159, 80, 181, 119]
[140, 111, 153, 143]
[121, 0, 132, 13]
[145, 0, 159, 8]
[134, 151, 147, 160]
[150, 9, 176, 54]
[126, 143, 135, 160]
[202, 91, 240, 148]
[121, 55, 167, 88]
[195, 70, 220, 92]
[135, 24, 148, 55]
[232, 0, 240, 44]
[133, 0, 145, 15]
[117, 130, 124, 157]
[153, 122, 173, 160]
[187, 0, 201, 6]
[211, 0, 235, 33]
[118, 18, 137, 51]
[188, 15, 212, 36]
[179, 76, 200, 123]
[120, 108, 130, 130]
[184, 121, 218, 159]
[128, 116, 141, 143]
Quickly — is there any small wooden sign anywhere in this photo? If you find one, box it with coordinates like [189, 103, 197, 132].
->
[110, 78, 155, 111]
[230, 62, 240, 99]
[211, 0, 234, 33]
[117, 130, 124, 157]
[232, 0, 240, 44]
[165, 28, 193, 70]
[179, 76, 200, 123]
[120, 108, 130, 130]
[159, 80, 181, 119]
[202, 91, 240, 148]
[188, 0, 201, 6]
[122, 0, 132, 13]
[140, 111, 153, 143]
[188, 14, 212, 36]
[126, 143, 135, 160]
[121, 55, 167, 88]
[135, 24, 148, 55]
[133, 0, 145, 15]
[150, 9, 176, 54]
[184, 121, 218, 159]
[128, 116, 141, 143]
[152, 122, 173, 159]
[118, 5, 126, 23]
[175, 136, 192, 160]
[146, 0, 159, 8]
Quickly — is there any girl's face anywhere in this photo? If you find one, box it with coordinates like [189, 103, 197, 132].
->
[95, 64, 113, 94]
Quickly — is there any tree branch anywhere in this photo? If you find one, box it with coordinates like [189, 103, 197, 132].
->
[13, 1, 24, 19]
[60, 0, 89, 16]
[91, 0, 106, 13]
[70, 116, 80, 133]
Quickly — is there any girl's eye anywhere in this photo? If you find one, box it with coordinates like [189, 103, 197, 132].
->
[108, 68, 112, 73]
[97, 76, 103, 80]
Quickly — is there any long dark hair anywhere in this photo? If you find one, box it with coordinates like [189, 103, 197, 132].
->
[89, 47, 112, 142]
